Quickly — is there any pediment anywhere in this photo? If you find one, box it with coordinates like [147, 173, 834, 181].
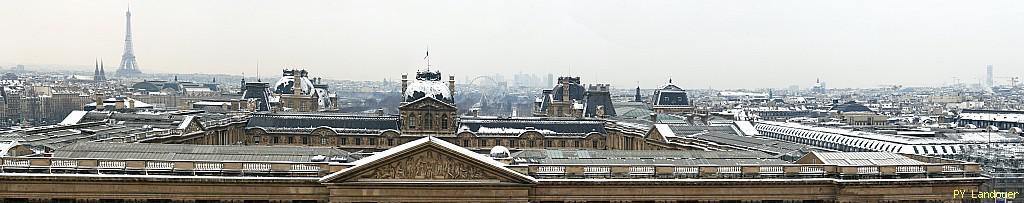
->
[320, 137, 534, 184]
[399, 97, 456, 111]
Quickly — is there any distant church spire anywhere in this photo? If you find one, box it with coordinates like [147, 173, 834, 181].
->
[94, 59, 106, 81]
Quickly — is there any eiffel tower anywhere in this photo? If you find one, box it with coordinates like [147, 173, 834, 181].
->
[116, 5, 142, 76]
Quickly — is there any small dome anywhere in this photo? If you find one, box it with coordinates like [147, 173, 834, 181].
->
[403, 70, 453, 103]
[489, 146, 511, 159]
[273, 75, 314, 95]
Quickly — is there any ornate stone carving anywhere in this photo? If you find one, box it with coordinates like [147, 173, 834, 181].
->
[369, 150, 490, 180]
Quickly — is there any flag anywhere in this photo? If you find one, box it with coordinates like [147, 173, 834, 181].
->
[424, 49, 429, 60]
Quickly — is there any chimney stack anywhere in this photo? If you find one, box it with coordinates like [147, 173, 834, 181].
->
[94, 93, 105, 110]
[293, 70, 303, 95]
[448, 75, 456, 100]
[401, 73, 409, 96]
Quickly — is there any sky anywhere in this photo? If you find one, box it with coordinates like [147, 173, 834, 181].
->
[2, 0, 1023, 89]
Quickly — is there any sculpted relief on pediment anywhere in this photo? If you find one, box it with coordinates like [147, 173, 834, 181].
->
[366, 149, 491, 180]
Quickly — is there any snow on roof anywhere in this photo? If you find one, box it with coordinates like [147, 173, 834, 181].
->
[177, 116, 196, 130]
[812, 152, 924, 166]
[654, 124, 676, 140]
[734, 121, 759, 136]
[273, 75, 315, 95]
[759, 121, 954, 145]
[960, 112, 1024, 123]
[476, 126, 557, 135]
[193, 101, 230, 106]
[59, 110, 89, 125]
[403, 80, 451, 102]
[951, 132, 1021, 142]
[0, 140, 19, 156]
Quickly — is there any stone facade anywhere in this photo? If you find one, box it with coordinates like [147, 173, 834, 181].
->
[0, 137, 988, 203]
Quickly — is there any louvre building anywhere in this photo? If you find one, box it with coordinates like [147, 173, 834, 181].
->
[0, 69, 991, 202]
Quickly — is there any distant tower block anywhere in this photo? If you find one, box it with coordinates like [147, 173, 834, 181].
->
[116, 5, 143, 77]
[986, 65, 993, 87]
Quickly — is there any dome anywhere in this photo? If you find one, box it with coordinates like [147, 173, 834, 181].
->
[489, 146, 511, 159]
[549, 82, 585, 102]
[403, 70, 453, 103]
[273, 75, 314, 95]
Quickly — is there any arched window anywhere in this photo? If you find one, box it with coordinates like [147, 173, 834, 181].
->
[424, 113, 434, 129]
[441, 116, 449, 129]
[407, 114, 416, 129]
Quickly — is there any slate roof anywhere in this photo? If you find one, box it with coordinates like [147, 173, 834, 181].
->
[242, 82, 272, 111]
[812, 152, 924, 166]
[830, 101, 873, 112]
[583, 91, 616, 117]
[246, 112, 400, 134]
[458, 117, 606, 137]
[654, 91, 689, 106]
[54, 142, 349, 162]
[652, 82, 690, 106]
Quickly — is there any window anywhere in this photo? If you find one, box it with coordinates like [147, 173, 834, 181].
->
[320, 137, 328, 145]
[369, 138, 377, 145]
[479, 139, 487, 147]
[272, 136, 279, 144]
[463, 140, 470, 147]
[339, 137, 347, 145]
[560, 140, 566, 147]
[545, 140, 552, 147]
[593, 140, 599, 148]
[408, 115, 416, 129]
[253, 136, 261, 144]
[441, 116, 449, 129]
[388, 138, 395, 146]
[287, 137, 294, 144]
[424, 113, 434, 129]
[509, 139, 517, 148]
[301, 136, 309, 145]
[530, 140, 537, 148]
[574, 140, 581, 148]
[354, 138, 362, 145]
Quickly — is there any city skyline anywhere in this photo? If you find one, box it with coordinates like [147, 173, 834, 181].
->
[2, 0, 1023, 89]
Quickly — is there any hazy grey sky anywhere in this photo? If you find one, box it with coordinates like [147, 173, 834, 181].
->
[2, 0, 1022, 89]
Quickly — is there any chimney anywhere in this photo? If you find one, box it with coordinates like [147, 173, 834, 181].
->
[649, 113, 657, 123]
[401, 73, 409, 96]
[376, 108, 385, 116]
[129, 99, 136, 108]
[562, 82, 570, 102]
[94, 93, 104, 110]
[115, 99, 125, 109]
[448, 75, 456, 100]
[293, 70, 303, 95]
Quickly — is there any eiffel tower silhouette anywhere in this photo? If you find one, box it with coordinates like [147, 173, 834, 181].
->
[116, 4, 142, 77]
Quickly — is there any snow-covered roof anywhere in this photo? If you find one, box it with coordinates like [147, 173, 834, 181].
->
[273, 75, 315, 95]
[812, 152, 924, 166]
[0, 140, 19, 157]
[59, 110, 89, 125]
[733, 121, 759, 136]
[403, 80, 452, 103]
[654, 124, 676, 139]
[193, 101, 230, 106]
[959, 112, 1024, 123]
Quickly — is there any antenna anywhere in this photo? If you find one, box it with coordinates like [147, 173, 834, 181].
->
[256, 59, 261, 82]
[424, 45, 431, 71]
